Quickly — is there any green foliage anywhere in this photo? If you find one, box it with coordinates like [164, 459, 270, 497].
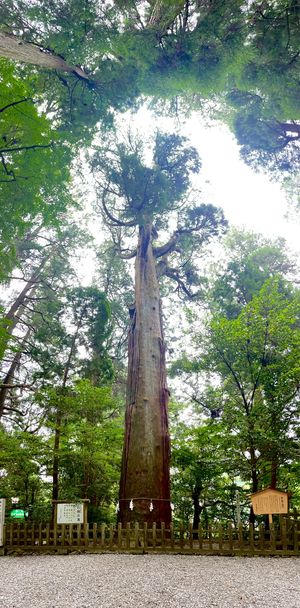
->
[0, 426, 49, 510]
[0, 60, 74, 277]
[171, 417, 247, 524]
[199, 278, 300, 492]
[41, 380, 123, 518]
[210, 229, 295, 319]
[94, 132, 200, 225]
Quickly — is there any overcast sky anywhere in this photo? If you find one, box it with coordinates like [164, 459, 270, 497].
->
[131, 106, 299, 251]
[77, 106, 299, 284]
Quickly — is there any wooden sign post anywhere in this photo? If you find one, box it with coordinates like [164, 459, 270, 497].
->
[251, 488, 288, 525]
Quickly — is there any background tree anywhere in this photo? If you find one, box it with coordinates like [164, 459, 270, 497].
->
[0, 59, 74, 276]
[175, 278, 300, 522]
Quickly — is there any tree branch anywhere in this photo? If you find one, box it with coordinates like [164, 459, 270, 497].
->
[100, 193, 135, 227]
[164, 266, 200, 299]
[0, 98, 33, 113]
[0, 142, 54, 154]
[1, 383, 35, 390]
[153, 232, 180, 258]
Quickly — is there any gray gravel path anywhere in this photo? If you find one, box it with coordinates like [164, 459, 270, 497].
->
[0, 554, 299, 608]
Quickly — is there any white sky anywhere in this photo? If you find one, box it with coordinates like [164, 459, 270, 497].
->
[77, 105, 299, 284]
[130, 106, 299, 250]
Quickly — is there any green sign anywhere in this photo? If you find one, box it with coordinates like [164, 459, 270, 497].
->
[10, 509, 28, 519]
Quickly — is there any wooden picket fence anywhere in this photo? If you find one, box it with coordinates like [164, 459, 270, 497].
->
[2, 518, 300, 556]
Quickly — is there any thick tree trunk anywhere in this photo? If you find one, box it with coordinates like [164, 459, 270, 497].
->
[119, 224, 171, 526]
[0, 32, 89, 79]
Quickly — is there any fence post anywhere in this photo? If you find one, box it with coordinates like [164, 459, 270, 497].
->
[258, 523, 264, 553]
[61, 524, 66, 547]
[217, 523, 223, 552]
[281, 518, 287, 553]
[101, 523, 105, 548]
[179, 523, 184, 549]
[53, 522, 58, 547]
[46, 523, 50, 546]
[118, 522, 122, 549]
[126, 523, 130, 550]
[109, 523, 114, 549]
[2, 524, 6, 553]
[293, 521, 299, 554]
[134, 522, 139, 549]
[161, 522, 165, 549]
[208, 524, 213, 552]
[249, 523, 254, 556]
[238, 523, 243, 554]
[170, 522, 174, 550]
[9, 523, 13, 547]
[152, 522, 156, 548]
[189, 523, 193, 550]
[66, 523, 71, 547]
[270, 523, 276, 552]
[228, 522, 233, 553]
[38, 523, 42, 547]
[17, 523, 20, 547]
[31, 523, 35, 547]
[198, 524, 203, 551]
[144, 522, 148, 551]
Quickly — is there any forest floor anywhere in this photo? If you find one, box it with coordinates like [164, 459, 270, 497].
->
[0, 553, 299, 607]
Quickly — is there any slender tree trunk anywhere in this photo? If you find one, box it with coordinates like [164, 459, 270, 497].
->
[270, 459, 277, 489]
[0, 329, 31, 418]
[5, 283, 36, 335]
[0, 32, 89, 79]
[52, 409, 62, 504]
[119, 224, 171, 526]
[51, 310, 86, 517]
[192, 483, 202, 529]
[249, 448, 258, 525]
[4, 256, 48, 336]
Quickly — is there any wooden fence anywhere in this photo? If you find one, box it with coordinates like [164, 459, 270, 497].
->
[1, 518, 300, 556]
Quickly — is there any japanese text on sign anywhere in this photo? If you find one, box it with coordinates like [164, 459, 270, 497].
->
[57, 503, 84, 524]
[251, 491, 288, 515]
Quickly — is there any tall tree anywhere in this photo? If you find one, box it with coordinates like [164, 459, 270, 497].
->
[0, 220, 89, 420]
[92, 132, 226, 524]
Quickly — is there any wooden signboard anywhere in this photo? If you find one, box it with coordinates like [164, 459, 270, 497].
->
[0, 499, 6, 547]
[57, 503, 84, 524]
[251, 488, 288, 523]
[53, 499, 89, 524]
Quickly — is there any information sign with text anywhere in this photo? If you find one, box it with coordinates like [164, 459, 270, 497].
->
[57, 503, 84, 524]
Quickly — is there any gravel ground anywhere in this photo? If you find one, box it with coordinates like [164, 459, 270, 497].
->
[0, 554, 299, 608]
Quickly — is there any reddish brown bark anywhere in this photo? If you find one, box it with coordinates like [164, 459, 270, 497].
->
[119, 224, 171, 526]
